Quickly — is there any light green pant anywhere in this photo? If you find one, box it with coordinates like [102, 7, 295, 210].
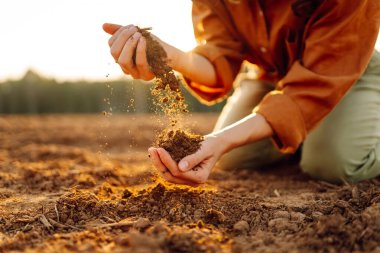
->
[215, 51, 380, 183]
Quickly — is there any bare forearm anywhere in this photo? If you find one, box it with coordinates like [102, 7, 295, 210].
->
[212, 113, 274, 154]
[165, 43, 217, 87]
[176, 51, 217, 86]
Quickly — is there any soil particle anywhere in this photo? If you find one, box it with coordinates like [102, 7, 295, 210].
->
[361, 203, 380, 227]
[272, 210, 290, 220]
[233, 220, 250, 234]
[194, 209, 203, 220]
[129, 206, 139, 213]
[147, 221, 171, 237]
[311, 211, 323, 221]
[134, 218, 151, 230]
[205, 209, 226, 225]
[115, 231, 164, 253]
[351, 185, 360, 200]
[268, 218, 299, 232]
[290, 212, 306, 222]
[122, 189, 133, 199]
[149, 183, 166, 201]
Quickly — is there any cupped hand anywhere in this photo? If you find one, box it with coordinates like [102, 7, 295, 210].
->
[103, 23, 153, 80]
[148, 134, 228, 186]
[103, 23, 177, 81]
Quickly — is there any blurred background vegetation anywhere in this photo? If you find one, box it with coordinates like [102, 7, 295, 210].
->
[0, 70, 225, 114]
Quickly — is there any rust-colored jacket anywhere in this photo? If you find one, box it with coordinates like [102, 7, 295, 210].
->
[185, 0, 380, 153]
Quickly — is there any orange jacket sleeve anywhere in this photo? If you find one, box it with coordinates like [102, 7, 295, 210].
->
[185, 1, 245, 103]
[256, 1, 380, 153]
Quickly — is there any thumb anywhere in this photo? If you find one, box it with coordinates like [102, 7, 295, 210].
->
[102, 23, 122, 35]
[178, 151, 205, 172]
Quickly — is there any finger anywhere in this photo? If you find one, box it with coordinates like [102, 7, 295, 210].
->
[178, 144, 208, 172]
[180, 158, 214, 184]
[135, 37, 154, 80]
[117, 32, 142, 77]
[156, 147, 210, 184]
[108, 25, 135, 47]
[161, 170, 200, 187]
[119, 64, 141, 79]
[148, 147, 167, 173]
[149, 148, 199, 187]
[103, 23, 122, 35]
[110, 26, 137, 59]
[156, 148, 185, 177]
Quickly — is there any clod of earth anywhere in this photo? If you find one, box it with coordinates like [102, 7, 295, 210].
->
[233, 220, 250, 234]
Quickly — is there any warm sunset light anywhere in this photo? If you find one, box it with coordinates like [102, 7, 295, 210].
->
[1, 2, 380, 252]
[0, 0, 196, 81]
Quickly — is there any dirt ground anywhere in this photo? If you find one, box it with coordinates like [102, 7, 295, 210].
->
[0, 114, 379, 253]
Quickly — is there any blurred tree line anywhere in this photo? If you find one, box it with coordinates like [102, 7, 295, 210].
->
[0, 70, 225, 114]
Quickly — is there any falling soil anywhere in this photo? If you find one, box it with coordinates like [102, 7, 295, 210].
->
[137, 27, 179, 92]
[1, 115, 380, 253]
[137, 27, 203, 161]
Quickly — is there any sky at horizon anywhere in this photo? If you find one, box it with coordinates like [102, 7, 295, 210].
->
[1, 1, 379, 82]
[0, 0, 196, 82]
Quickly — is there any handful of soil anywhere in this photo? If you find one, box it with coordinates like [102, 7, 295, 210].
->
[156, 129, 204, 163]
[138, 27, 204, 162]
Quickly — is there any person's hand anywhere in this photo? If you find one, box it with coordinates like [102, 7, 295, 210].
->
[148, 134, 228, 186]
[102, 23, 178, 80]
[147, 113, 274, 187]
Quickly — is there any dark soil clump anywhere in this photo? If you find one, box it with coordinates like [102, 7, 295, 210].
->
[156, 129, 204, 162]
[137, 27, 179, 92]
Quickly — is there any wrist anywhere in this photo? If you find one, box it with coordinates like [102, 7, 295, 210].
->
[168, 49, 188, 74]
[211, 131, 236, 155]
[161, 41, 182, 70]
[169, 50, 217, 86]
[212, 113, 274, 154]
